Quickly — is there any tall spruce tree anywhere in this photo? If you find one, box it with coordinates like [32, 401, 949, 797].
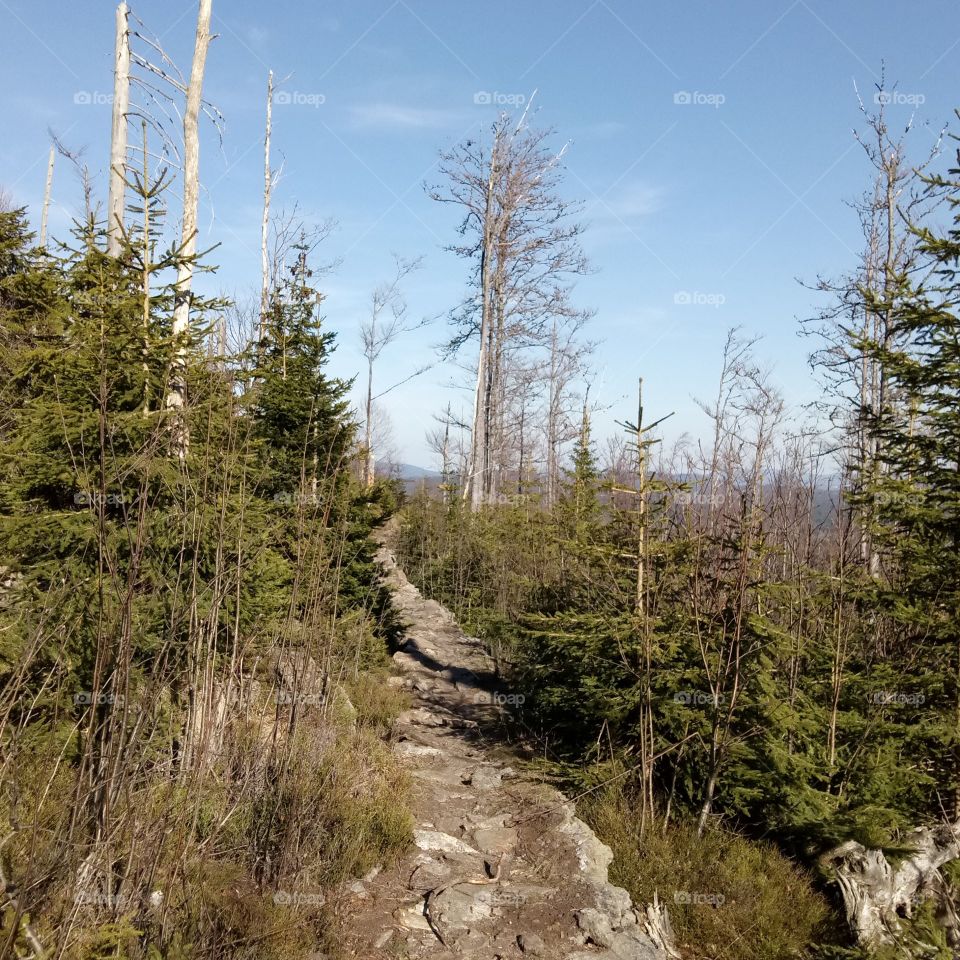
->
[861, 136, 960, 824]
[252, 245, 353, 505]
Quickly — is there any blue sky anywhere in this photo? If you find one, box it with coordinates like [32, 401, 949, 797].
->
[1, 0, 957, 466]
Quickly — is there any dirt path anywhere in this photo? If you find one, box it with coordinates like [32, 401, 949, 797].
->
[335, 531, 676, 960]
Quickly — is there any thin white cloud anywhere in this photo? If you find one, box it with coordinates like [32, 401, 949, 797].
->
[603, 182, 665, 219]
[581, 182, 666, 250]
[348, 102, 464, 131]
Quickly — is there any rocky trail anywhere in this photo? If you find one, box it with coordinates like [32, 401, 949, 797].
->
[335, 531, 678, 960]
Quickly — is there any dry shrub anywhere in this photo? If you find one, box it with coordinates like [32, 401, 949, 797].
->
[1, 681, 412, 960]
[347, 670, 411, 735]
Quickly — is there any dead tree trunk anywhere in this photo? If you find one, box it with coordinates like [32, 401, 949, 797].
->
[107, 1, 130, 256]
[824, 824, 960, 950]
[359, 256, 424, 489]
[545, 319, 560, 506]
[166, 0, 213, 446]
[259, 69, 273, 338]
[635, 378, 646, 616]
[40, 145, 55, 248]
[431, 117, 590, 509]
[465, 146, 499, 509]
[364, 354, 376, 488]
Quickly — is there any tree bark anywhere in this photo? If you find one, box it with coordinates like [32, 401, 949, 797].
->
[107, 2, 130, 256]
[259, 69, 273, 338]
[166, 0, 214, 445]
[364, 355, 375, 488]
[465, 143, 499, 509]
[40, 145, 55, 248]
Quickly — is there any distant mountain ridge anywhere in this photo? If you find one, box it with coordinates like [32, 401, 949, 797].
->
[390, 463, 441, 481]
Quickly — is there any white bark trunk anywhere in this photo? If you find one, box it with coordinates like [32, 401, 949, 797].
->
[546, 319, 559, 506]
[464, 148, 498, 509]
[40, 145, 55, 248]
[364, 357, 375, 488]
[259, 69, 273, 337]
[107, 2, 130, 256]
[166, 0, 213, 434]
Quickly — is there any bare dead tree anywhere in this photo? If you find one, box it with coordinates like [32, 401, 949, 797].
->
[359, 255, 427, 488]
[543, 312, 593, 506]
[49, 134, 94, 232]
[260, 69, 276, 334]
[268, 207, 337, 302]
[803, 74, 945, 575]
[430, 108, 592, 508]
[166, 0, 214, 449]
[426, 402, 469, 500]
[688, 333, 787, 836]
[366, 401, 400, 480]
